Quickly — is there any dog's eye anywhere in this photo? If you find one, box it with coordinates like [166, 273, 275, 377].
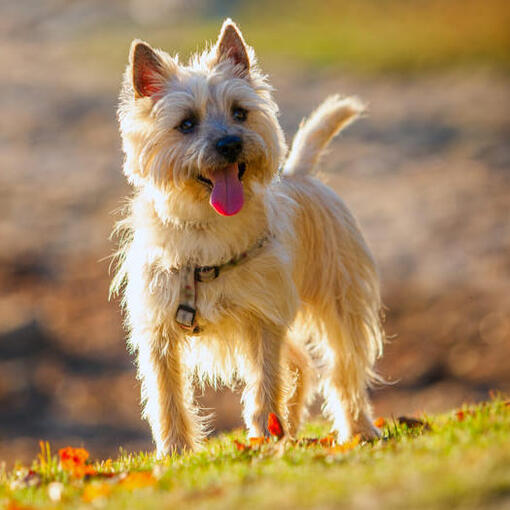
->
[177, 117, 197, 134]
[232, 107, 248, 122]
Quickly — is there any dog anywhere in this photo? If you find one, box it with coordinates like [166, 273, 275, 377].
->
[111, 19, 384, 457]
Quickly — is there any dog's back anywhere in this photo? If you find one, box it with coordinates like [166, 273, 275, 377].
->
[276, 97, 384, 440]
[281, 94, 382, 377]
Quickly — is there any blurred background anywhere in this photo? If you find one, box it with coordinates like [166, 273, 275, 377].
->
[1, 0, 509, 465]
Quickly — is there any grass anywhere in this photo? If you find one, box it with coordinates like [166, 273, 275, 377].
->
[73, 0, 510, 75]
[1, 399, 509, 509]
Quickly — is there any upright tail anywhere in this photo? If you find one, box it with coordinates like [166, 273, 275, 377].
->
[282, 95, 365, 176]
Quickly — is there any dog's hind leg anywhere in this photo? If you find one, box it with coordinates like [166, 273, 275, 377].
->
[284, 340, 313, 438]
[318, 307, 381, 443]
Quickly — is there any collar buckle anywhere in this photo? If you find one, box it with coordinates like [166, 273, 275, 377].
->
[195, 265, 220, 282]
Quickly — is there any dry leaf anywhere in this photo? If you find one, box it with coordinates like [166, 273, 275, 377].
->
[233, 440, 250, 451]
[373, 417, 386, 428]
[5, 501, 36, 510]
[249, 437, 268, 447]
[397, 416, 430, 430]
[319, 435, 336, 447]
[59, 446, 97, 478]
[120, 472, 156, 490]
[82, 482, 112, 502]
[327, 434, 361, 454]
[267, 413, 284, 439]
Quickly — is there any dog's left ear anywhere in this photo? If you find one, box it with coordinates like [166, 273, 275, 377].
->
[214, 19, 250, 73]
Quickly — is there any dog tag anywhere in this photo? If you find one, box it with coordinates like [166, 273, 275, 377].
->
[175, 266, 198, 330]
[175, 304, 196, 330]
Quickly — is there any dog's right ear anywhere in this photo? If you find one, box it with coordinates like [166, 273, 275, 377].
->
[130, 40, 170, 99]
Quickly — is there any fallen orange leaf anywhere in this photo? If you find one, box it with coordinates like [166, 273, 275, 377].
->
[249, 437, 268, 447]
[327, 434, 361, 455]
[120, 472, 156, 490]
[72, 464, 97, 478]
[233, 440, 250, 451]
[373, 417, 386, 428]
[456, 409, 476, 421]
[5, 501, 36, 510]
[59, 446, 97, 478]
[319, 435, 335, 447]
[59, 446, 89, 465]
[82, 483, 112, 503]
[267, 413, 284, 439]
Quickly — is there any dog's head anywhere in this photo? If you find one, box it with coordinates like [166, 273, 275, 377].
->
[118, 20, 286, 218]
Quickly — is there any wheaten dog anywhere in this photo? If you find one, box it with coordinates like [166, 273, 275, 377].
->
[112, 19, 384, 457]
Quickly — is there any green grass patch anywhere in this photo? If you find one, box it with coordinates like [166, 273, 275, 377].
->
[72, 0, 510, 76]
[1, 399, 509, 509]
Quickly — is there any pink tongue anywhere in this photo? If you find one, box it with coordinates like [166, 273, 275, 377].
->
[209, 164, 244, 216]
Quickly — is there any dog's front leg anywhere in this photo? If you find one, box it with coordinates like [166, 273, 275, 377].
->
[241, 322, 286, 438]
[135, 329, 200, 457]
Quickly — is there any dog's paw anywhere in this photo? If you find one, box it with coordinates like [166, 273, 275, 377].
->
[351, 420, 381, 442]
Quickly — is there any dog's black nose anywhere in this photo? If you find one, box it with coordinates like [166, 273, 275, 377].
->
[215, 135, 243, 163]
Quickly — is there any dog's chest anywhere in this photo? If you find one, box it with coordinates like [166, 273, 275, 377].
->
[144, 229, 257, 326]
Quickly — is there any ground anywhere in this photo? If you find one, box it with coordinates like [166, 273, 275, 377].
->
[1, 399, 509, 509]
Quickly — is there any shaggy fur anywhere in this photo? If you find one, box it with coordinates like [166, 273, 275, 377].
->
[112, 19, 384, 456]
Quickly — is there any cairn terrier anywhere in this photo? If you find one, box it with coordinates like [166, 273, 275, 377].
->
[112, 19, 384, 456]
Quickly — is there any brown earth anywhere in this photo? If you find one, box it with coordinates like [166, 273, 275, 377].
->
[1, 6, 509, 465]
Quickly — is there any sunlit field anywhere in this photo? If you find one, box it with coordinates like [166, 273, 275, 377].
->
[1, 399, 509, 509]
[2, 2, 510, 506]
[75, 0, 510, 73]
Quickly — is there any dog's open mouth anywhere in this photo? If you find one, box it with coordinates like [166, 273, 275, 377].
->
[197, 162, 246, 216]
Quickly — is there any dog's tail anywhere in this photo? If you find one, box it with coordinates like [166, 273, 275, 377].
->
[282, 95, 365, 176]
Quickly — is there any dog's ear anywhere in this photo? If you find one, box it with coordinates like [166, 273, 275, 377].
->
[214, 19, 250, 73]
[130, 40, 170, 99]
